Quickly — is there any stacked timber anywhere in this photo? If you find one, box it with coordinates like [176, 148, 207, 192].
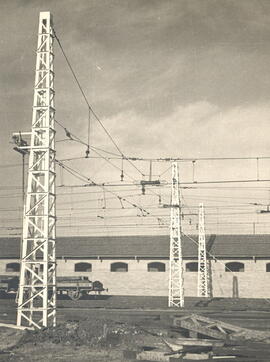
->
[123, 313, 270, 361]
[165, 314, 270, 360]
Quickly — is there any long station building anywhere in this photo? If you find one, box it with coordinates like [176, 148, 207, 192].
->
[1, 234, 270, 298]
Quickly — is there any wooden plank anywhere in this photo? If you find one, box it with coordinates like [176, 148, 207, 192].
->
[212, 346, 270, 358]
[179, 314, 244, 332]
[136, 350, 171, 361]
[192, 315, 244, 332]
[0, 322, 33, 331]
[179, 319, 227, 339]
[226, 340, 270, 348]
[173, 337, 224, 347]
[173, 314, 270, 343]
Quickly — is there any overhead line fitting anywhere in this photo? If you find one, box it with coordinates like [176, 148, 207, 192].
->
[53, 27, 146, 177]
[57, 161, 162, 223]
[140, 180, 161, 195]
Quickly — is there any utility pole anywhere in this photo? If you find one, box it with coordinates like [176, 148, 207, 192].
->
[12, 133, 29, 205]
[12, 134, 29, 278]
[197, 203, 209, 297]
[168, 162, 184, 307]
[15, 11, 56, 328]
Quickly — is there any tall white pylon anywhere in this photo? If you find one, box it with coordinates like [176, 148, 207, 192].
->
[168, 162, 184, 307]
[197, 203, 209, 297]
[16, 12, 56, 328]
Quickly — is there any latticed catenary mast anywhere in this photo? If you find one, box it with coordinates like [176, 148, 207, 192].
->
[16, 12, 56, 328]
[197, 203, 209, 297]
[168, 162, 184, 307]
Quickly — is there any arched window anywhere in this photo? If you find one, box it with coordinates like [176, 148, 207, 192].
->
[266, 263, 270, 272]
[147, 262, 166, 272]
[6, 263, 20, 272]
[186, 262, 198, 272]
[74, 262, 92, 272]
[225, 262, 244, 272]
[111, 262, 128, 272]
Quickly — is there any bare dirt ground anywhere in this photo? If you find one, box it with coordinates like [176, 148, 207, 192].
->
[1, 296, 270, 361]
[0, 337, 126, 361]
[0, 317, 168, 362]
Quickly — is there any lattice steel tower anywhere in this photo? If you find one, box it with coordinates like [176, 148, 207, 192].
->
[16, 11, 56, 328]
[168, 162, 184, 307]
[197, 203, 209, 297]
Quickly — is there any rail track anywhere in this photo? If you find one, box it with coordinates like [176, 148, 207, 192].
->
[1, 296, 270, 331]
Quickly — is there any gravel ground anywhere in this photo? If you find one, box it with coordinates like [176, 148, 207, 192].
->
[1, 296, 270, 361]
[0, 342, 125, 362]
[0, 317, 168, 362]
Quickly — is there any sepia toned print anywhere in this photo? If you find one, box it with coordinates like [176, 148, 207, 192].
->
[1, 0, 270, 360]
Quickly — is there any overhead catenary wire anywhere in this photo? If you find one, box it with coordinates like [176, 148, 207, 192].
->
[4, 29, 270, 237]
[0, 202, 263, 212]
[4, 221, 270, 231]
[56, 131, 161, 196]
[55, 178, 270, 187]
[56, 160, 152, 216]
[181, 231, 270, 304]
[52, 28, 146, 178]
[89, 146, 162, 199]
[113, 155, 270, 162]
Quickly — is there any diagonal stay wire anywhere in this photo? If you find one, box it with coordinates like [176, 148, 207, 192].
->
[182, 232, 270, 303]
[90, 147, 161, 198]
[56, 160, 152, 216]
[90, 147, 137, 180]
[159, 164, 172, 178]
[56, 160, 171, 225]
[52, 28, 145, 177]
[54, 121, 161, 198]
[182, 232, 238, 273]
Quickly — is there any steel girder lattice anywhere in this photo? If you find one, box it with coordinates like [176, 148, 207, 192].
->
[168, 162, 184, 307]
[197, 203, 209, 297]
[16, 12, 56, 328]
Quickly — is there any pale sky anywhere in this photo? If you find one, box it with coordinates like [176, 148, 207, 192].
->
[1, 0, 270, 236]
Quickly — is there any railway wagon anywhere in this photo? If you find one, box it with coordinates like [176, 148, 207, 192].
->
[57, 276, 106, 300]
[0, 275, 19, 294]
[0, 275, 106, 300]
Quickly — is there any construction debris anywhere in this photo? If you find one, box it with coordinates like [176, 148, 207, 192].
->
[16, 318, 149, 348]
[2, 313, 270, 361]
[156, 313, 270, 361]
[173, 313, 270, 342]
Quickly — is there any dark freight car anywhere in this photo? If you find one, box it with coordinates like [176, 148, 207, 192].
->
[0, 275, 106, 300]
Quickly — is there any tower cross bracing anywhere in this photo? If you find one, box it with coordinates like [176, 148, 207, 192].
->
[16, 11, 56, 328]
[197, 203, 209, 297]
[168, 162, 184, 307]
